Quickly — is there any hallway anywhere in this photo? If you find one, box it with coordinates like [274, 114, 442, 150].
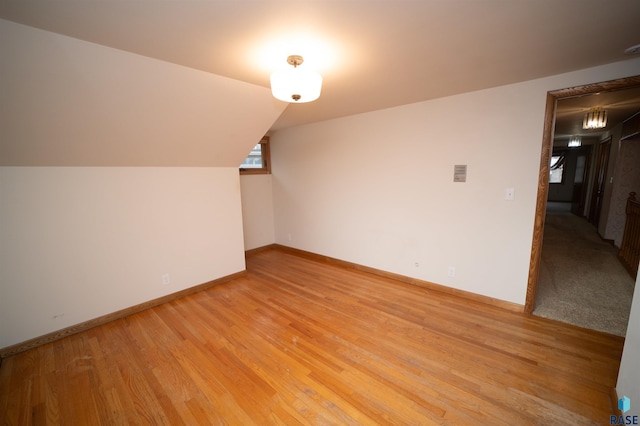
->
[533, 202, 635, 336]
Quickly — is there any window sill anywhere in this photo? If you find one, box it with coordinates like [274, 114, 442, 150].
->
[240, 169, 271, 175]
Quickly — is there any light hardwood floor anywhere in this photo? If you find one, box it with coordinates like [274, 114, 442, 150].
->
[0, 248, 624, 425]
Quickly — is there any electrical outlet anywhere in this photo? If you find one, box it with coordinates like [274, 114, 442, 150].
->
[162, 273, 171, 285]
[415, 262, 420, 268]
[448, 267, 456, 277]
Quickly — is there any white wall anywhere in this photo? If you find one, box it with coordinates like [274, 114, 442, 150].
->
[0, 20, 285, 350]
[271, 58, 640, 305]
[0, 167, 246, 349]
[617, 270, 640, 410]
[240, 175, 276, 250]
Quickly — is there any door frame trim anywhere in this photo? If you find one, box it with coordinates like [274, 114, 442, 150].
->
[524, 75, 640, 314]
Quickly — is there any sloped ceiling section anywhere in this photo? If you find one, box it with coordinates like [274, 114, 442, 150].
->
[0, 20, 287, 167]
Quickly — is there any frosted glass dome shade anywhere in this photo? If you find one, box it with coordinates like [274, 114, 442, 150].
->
[270, 67, 322, 103]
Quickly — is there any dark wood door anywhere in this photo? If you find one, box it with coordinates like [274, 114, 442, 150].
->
[588, 138, 611, 226]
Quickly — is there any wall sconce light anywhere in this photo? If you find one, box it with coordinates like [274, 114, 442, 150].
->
[270, 55, 322, 103]
[568, 136, 581, 147]
[582, 107, 608, 129]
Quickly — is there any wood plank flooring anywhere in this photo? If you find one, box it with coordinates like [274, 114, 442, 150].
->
[0, 248, 624, 425]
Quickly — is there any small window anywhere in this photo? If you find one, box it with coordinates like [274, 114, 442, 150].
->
[549, 154, 565, 184]
[240, 136, 270, 175]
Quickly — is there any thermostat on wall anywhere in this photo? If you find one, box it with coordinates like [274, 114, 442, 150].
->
[453, 165, 467, 182]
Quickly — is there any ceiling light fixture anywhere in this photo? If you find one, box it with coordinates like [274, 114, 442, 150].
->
[568, 136, 581, 148]
[582, 107, 608, 130]
[270, 55, 322, 103]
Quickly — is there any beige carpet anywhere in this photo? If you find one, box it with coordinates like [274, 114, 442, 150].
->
[533, 202, 635, 336]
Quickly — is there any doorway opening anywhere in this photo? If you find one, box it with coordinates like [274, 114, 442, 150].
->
[525, 76, 640, 334]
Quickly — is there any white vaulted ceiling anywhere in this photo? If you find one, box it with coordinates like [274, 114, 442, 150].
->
[2, 0, 640, 132]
